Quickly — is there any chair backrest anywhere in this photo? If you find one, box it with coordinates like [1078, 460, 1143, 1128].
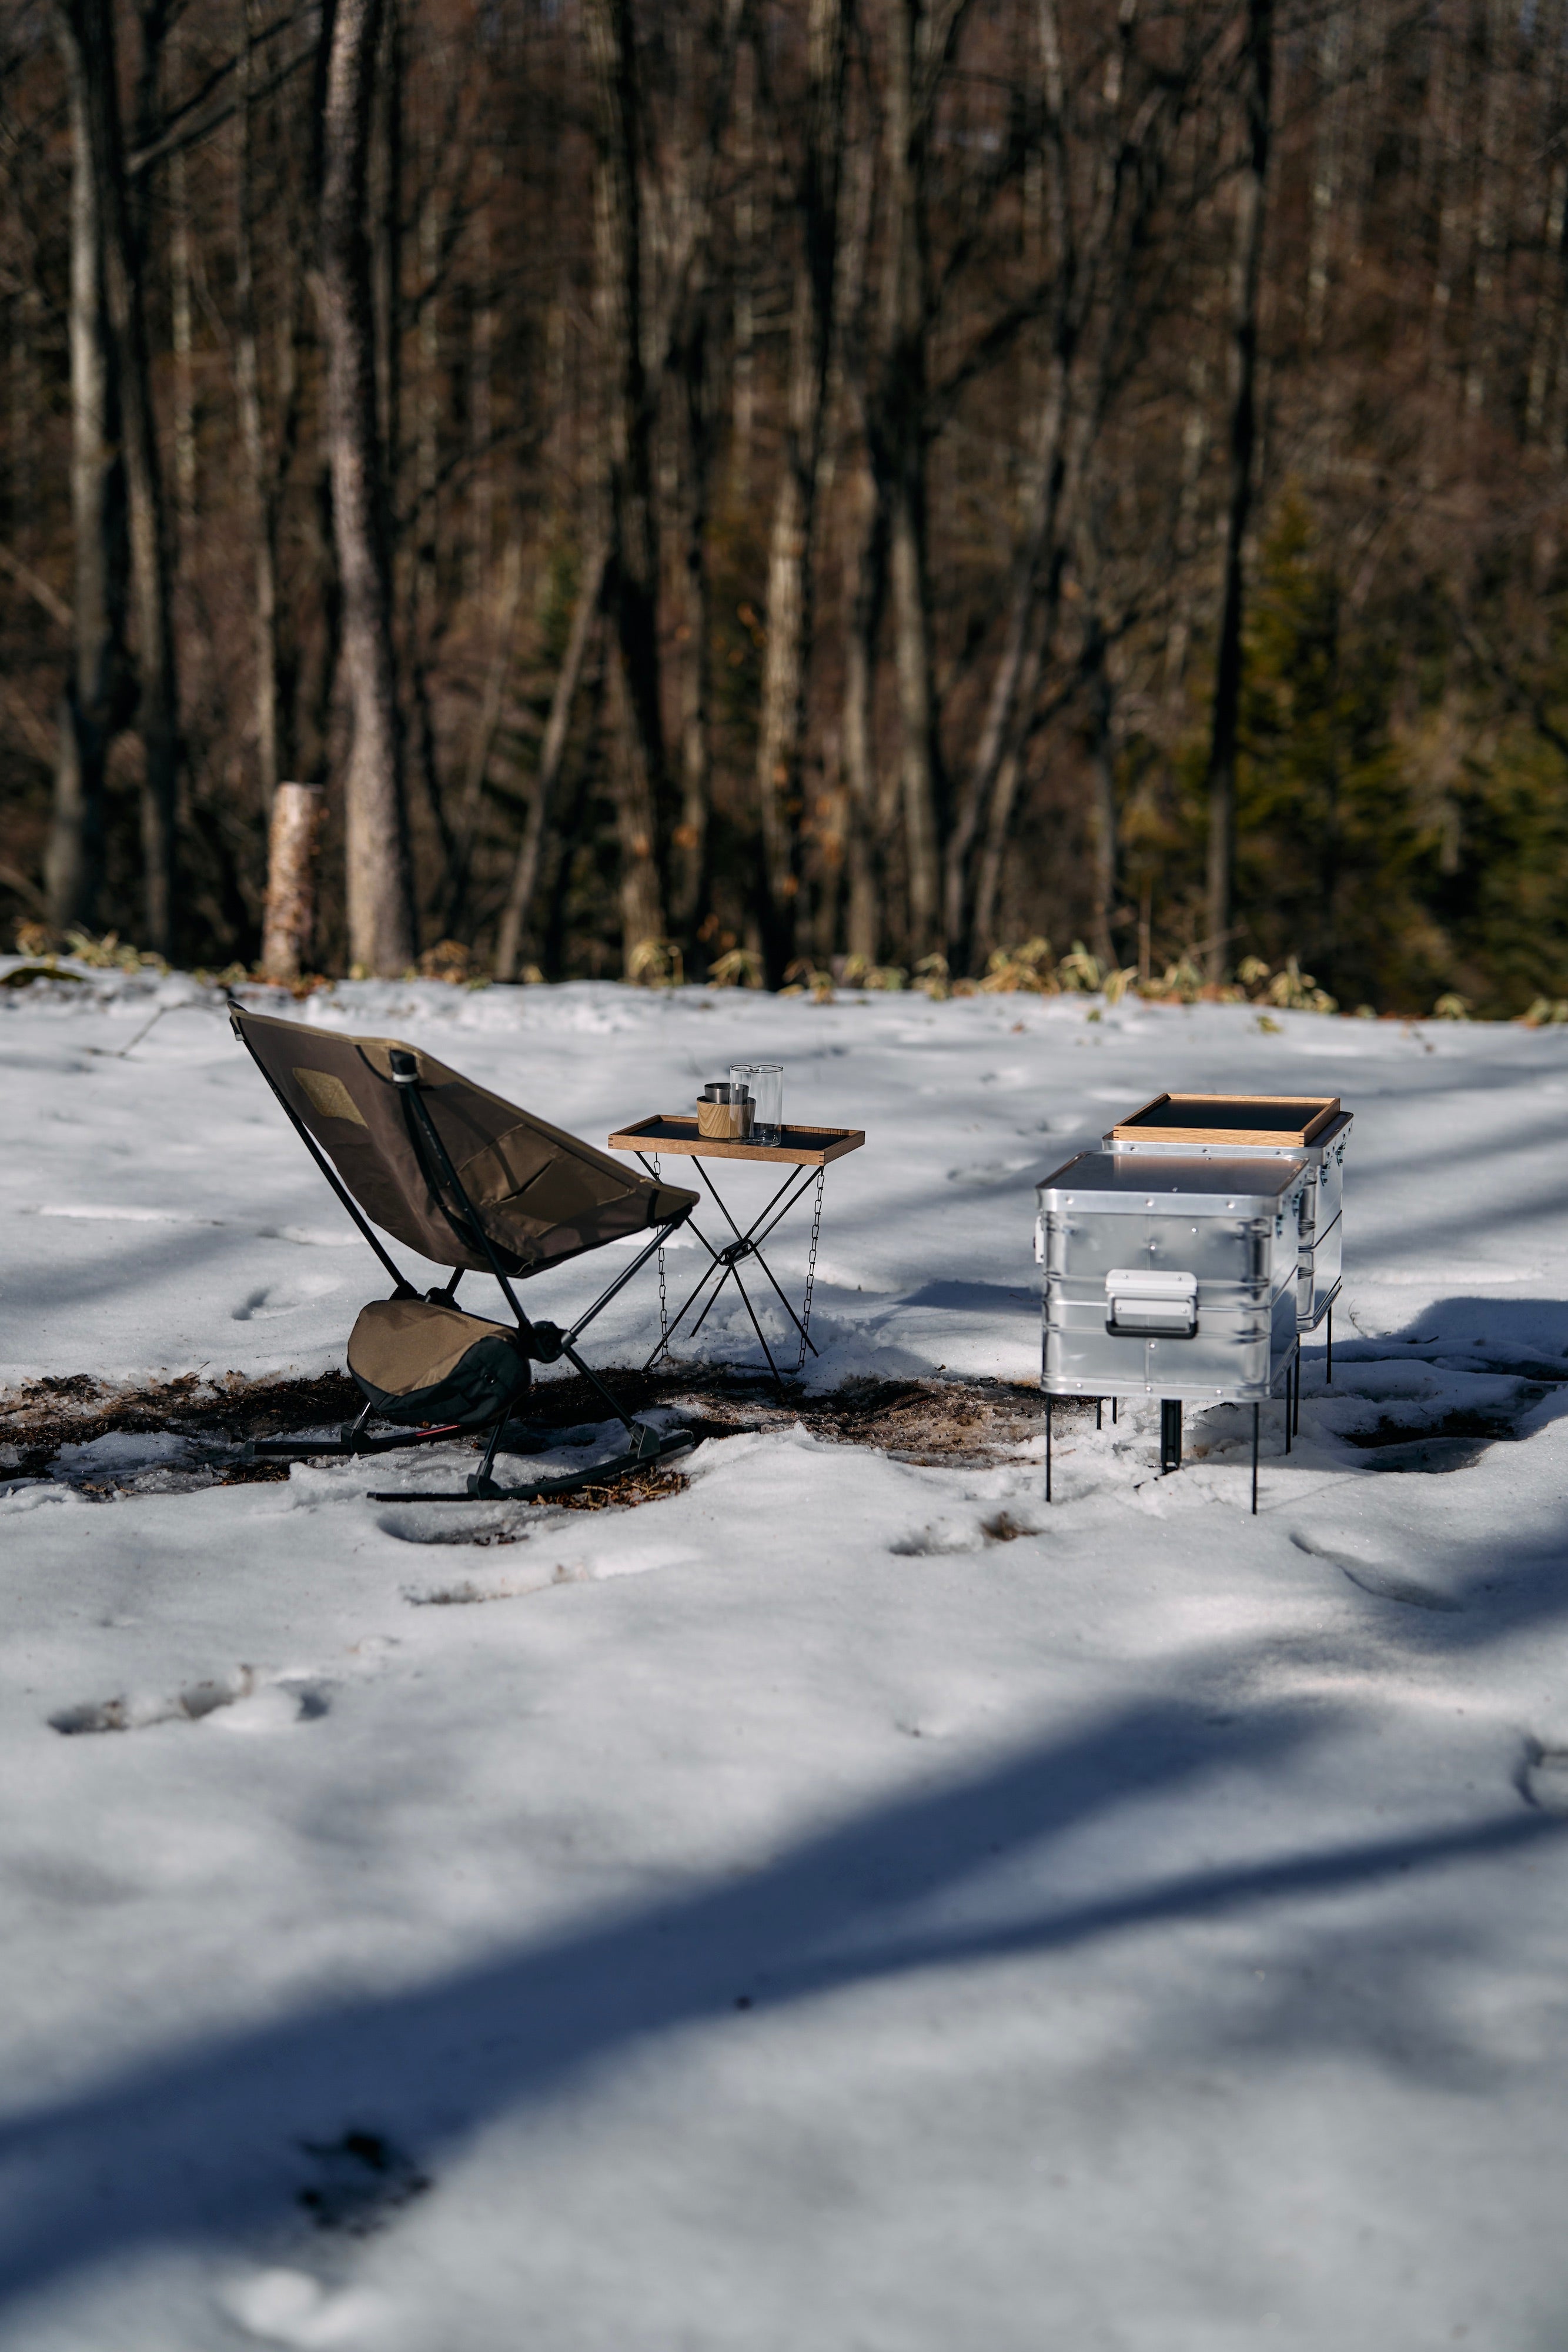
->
[232, 1005, 691, 1277]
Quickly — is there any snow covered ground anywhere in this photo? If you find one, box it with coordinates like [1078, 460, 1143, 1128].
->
[5, 965, 1568, 2349]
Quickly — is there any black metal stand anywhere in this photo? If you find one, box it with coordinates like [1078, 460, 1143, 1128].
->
[636, 1150, 826, 1395]
[1326, 1305, 1333, 1383]
[1042, 1358, 1293, 1515]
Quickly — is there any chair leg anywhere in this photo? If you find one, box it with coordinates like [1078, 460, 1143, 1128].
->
[341, 1399, 375, 1451]
[1045, 1395, 1052, 1503]
[473, 1416, 507, 1491]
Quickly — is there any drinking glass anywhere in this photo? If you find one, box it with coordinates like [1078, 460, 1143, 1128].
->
[730, 1061, 783, 1145]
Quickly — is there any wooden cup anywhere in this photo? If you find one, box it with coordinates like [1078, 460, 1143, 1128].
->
[697, 1096, 753, 1140]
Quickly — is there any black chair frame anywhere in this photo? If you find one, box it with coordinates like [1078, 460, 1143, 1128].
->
[240, 1035, 696, 1501]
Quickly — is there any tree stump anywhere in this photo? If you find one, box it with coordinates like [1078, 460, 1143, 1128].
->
[260, 783, 326, 981]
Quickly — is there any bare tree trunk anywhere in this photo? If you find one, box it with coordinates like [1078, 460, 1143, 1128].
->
[47, 26, 129, 934]
[8, 286, 42, 560]
[442, 530, 525, 931]
[877, 0, 952, 959]
[261, 782, 326, 980]
[755, 0, 847, 980]
[586, 0, 668, 964]
[971, 682, 1036, 960]
[54, 0, 179, 953]
[1083, 607, 1117, 970]
[842, 460, 889, 961]
[494, 540, 607, 980]
[469, 152, 498, 596]
[235, 0, 282, 810]
[672, 326, 713, 938]
[57, 0, 181, 956]
[1425, 0, 1463, 416]
[731, 38, 755, 505]
[942, 361, 1068, 955]
[169, 136, 196, 540]
[1203, 0, 1273, 990]
[317, 0, 415, 975]
[1464, 0, 1509, 420]
[609, 657, 664, 964]
[1162, 349, 1209, 699]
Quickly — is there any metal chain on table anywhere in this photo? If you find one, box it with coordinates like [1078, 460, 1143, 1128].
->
[794, 1165, 826, 1374]
[650, 1151, 670, 1361]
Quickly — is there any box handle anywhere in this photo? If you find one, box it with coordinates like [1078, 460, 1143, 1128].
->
[1104, 1268, 1198, 1339]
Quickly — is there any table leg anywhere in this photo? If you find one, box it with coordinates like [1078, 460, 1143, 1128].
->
[631, 1152, 831, 1391]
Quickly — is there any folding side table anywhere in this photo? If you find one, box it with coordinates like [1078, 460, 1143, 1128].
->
[607, 1115, 865, 1389]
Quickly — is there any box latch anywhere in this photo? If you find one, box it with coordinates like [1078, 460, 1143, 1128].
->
[1104, 1268, 1198, 1338]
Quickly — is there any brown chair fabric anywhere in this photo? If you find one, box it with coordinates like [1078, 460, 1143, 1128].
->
[346, 1297, 517, 1396]
[233, 1005, 697, 1277]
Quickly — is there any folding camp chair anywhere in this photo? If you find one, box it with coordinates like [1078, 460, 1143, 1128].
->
[230, 1004, 701, 1500]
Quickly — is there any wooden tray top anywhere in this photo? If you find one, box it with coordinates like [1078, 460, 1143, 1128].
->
[608, 1113, 865, 1168]
[1108, 1092, 1341, 1148]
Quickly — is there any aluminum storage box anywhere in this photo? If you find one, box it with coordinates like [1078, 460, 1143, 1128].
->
[1102, 1094, 1351, 1333]
[1035, 1151, 1308, 1404]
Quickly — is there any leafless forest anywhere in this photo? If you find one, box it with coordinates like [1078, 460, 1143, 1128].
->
[3, 0, 1568, 1010]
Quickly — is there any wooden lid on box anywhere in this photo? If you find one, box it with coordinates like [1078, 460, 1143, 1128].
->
[1106, 1093, 1340, 1148]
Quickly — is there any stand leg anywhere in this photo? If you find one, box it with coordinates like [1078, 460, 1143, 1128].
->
[1326, 1305, 1333, 1384]
[1284, 1361, 1292, 1456]
[1252, 1404, 1259, 1514]
[729, 1267, 787, 1394]
[1112, 1398, 1118, 1426]
[1095, 1399, 1102, 1431]
[1160, 1399, 1182, 1474]
[1045, 1396, 1053, 1503]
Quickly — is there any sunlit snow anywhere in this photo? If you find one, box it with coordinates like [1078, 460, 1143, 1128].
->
[4, 965, 1568, 2350]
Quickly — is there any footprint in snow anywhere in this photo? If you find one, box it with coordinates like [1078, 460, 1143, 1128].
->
[233, 1272, 345, 1322]
[1520, 1743, 1568, 1814]
[296, 2127, 429, 2235]
[1290, 1528, 1464, 1611]
[49, 1669, 330, 1735]
[889, 1513, 1040, 1555]
[944, 1158, 1037, 1188]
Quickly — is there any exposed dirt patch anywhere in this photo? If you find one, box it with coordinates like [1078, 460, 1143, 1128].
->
[548, 1465, 693, 1511]
[2, 1365, 1061, 1508]
[0, 1369, 361, 1484]
[644, 1368, 1055, 1465]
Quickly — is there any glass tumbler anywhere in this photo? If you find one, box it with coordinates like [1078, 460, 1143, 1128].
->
[730, 1061, 783, 1145]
